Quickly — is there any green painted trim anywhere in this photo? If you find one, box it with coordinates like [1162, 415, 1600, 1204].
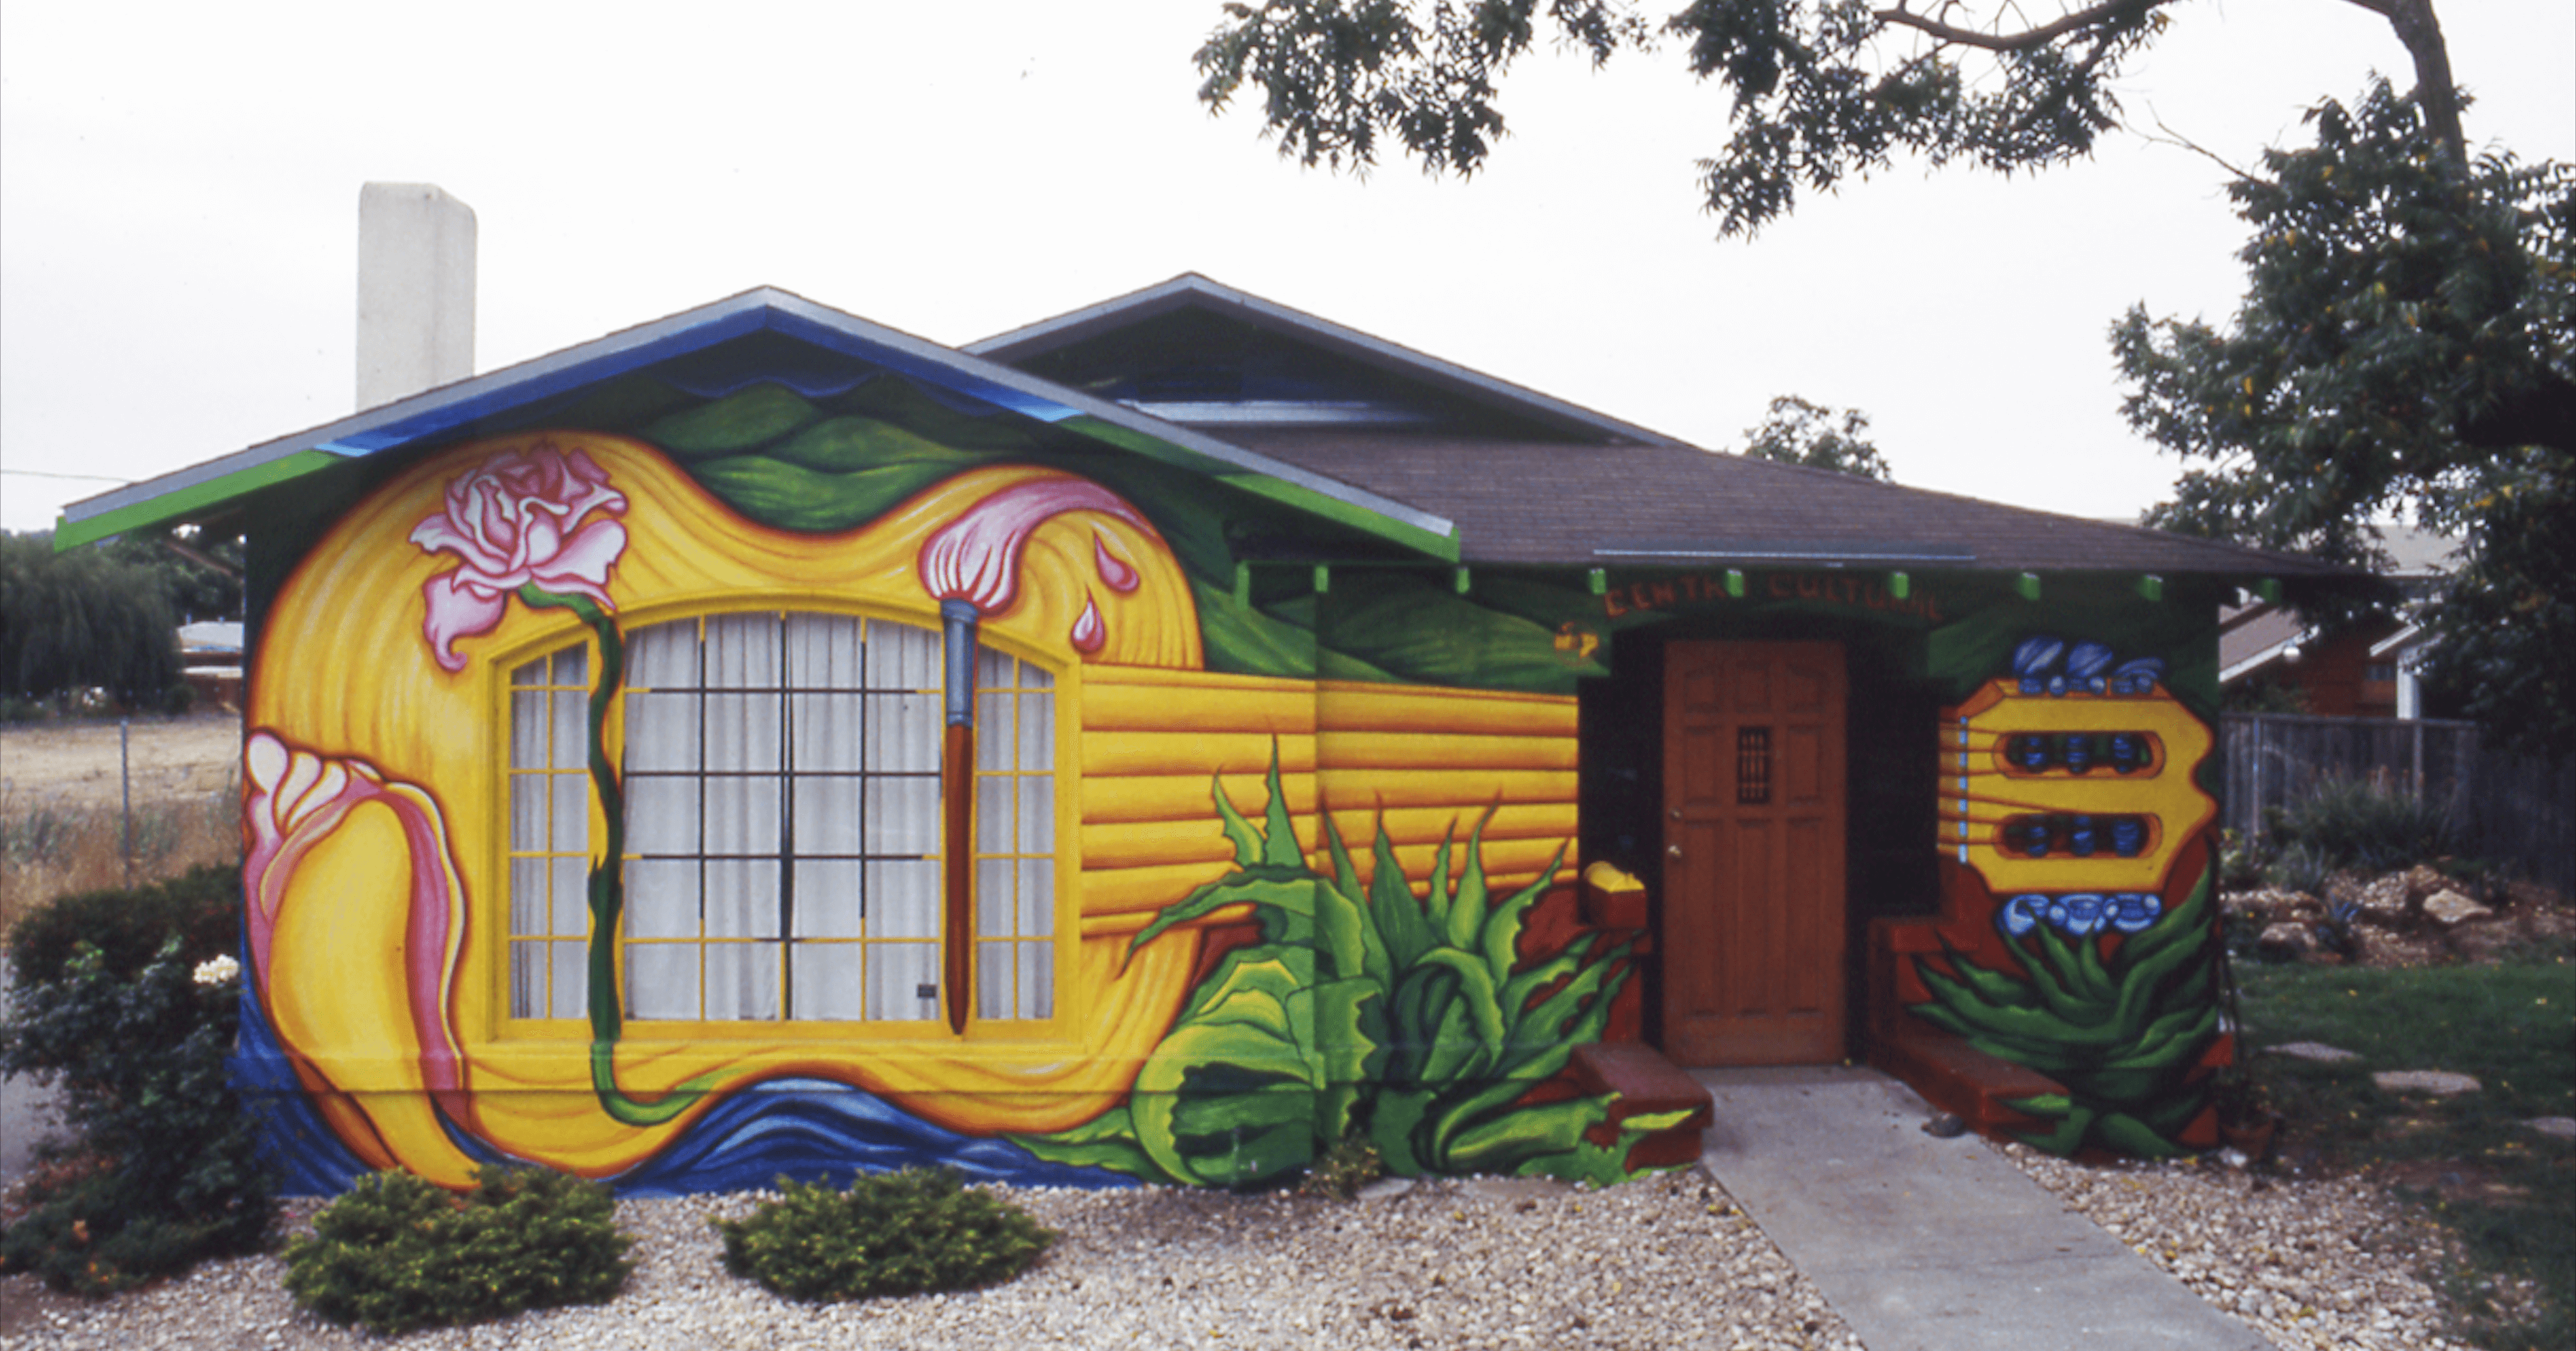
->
[2255, 578, 2282, 604]
[1453, 566, 1471, 596]
[1889, 571, 1911, 601]
[1586, 568, 1607, 595]
[1058, 415, 1458, 561]
[1312, 564, 1331, 594]
[1724, 569, 1746, 598]
[2135, 574, 2164, 602]
[1233, 561, 1252, 607]
[2017, 572, 2043, 601]
[52, 449, 344, 550]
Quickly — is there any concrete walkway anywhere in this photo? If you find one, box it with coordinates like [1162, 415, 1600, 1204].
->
[1693, 1066, 2268, 1351]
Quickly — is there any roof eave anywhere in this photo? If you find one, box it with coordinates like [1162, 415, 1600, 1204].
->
[966, 272, 1690, 450]
[55, 288, 1459, 562]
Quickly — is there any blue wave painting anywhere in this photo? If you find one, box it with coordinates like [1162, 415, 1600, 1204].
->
[234, 994, 1132, 1196]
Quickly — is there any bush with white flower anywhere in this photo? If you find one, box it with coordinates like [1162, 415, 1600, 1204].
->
[1, 926, 275, 1294]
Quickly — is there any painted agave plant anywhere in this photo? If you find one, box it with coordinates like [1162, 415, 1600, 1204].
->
[1018, 750, 1671, 1186]
[1910, 876, 2220, 1156]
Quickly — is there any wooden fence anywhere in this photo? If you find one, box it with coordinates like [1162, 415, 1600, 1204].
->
[2220, 712, 2575, 896]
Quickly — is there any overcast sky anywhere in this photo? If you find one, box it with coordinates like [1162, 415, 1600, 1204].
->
[4, 1, 2569, 537]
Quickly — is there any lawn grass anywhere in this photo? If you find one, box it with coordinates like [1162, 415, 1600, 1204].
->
[2238, 948, 2576, 1350]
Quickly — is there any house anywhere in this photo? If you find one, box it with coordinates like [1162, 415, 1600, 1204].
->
[55, 275, 2360, 1194]
[2219, 524, 2459, 719]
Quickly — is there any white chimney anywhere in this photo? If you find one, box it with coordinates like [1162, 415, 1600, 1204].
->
[356, 183, 476, 409]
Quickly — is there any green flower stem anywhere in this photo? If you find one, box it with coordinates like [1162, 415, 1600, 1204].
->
[518, 586, 713, 1126]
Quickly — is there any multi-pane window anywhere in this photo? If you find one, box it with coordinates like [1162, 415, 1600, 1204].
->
[507, 649, 592, 1020]
[975, 649, 1055, 1020]
[502, 611, 1055, 1027]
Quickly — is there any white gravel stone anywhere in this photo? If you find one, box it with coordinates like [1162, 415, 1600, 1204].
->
[0, 1172, 1858, 1350]
[1993, 1141, 2506, 1351]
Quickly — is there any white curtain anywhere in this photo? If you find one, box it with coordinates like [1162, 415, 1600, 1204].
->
[507, 647, 590, 1020]
[615, 612, 969, 1024]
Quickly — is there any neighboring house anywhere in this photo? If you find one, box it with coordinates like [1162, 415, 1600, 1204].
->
[55, 275, 2359, 1194]
[177, 619, 245, 712]
[2219, 525, 2458, 718]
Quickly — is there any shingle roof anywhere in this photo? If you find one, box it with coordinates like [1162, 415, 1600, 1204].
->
[1223, 430, 2360, 580]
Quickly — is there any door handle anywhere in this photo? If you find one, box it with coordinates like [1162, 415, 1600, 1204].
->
[1667, 844, 1683, 858]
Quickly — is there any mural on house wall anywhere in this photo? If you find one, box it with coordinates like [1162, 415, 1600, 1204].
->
[1901, 634, 2225, 1156]
[236, 374, 1645, 1195]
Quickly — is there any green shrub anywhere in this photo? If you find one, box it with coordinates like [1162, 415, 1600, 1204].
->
[2262, 839, 2335, 897]
[2267, 770, 2462, 875]
[714, 1169, 1055, 1302]
[0, 941, 274, 1293]
[1299, 1133, 1385, 1199]
[7, 862, 241, 986]
[283, 1166, 634, 1335]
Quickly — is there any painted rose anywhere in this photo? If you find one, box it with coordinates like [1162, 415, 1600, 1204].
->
[410, 443, 628, 671]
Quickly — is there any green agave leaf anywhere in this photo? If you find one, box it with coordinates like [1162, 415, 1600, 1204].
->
[1367, 824, 1438, 971]
[1256, 751, 1305, 871]
[2071, 928, 2117, 1004]
[1164, 1112, 1316, 1188]
[1306, 975, 1382, 1086]
[1509, 935, 1630, 1048]
[2098, 1006, 2219, 1072]
[1480, 844, 1567, 984]
[1126, 873, 1321, 963]
[1926, 939, 2043, 1010]
[1417, 995, 1488, 1087]
[1321, 811, 1363, 898]
[1440, 817, 1484, 953]
[1190, 581, 1332, 681]
[2057, 1066, 2192, 1112]
[2006, 1093, 2074, 1117]
[1176, 949, 1310, 1039]
[2030, 926, 2115, 1017]
[1414, 948, 1506, 1052]
[1169, 1082, 1317, 1140]
[1422, 821, 1460, 949]
[1212, 768, 1266, 867]
[1621, 1107, 1701, 1133]
[1369, 1088, 1439, 1176]
[1912, 972, 2158, 1052]
[1445, 1095, 1615, 1173]
[1496, 940, 1591, 1023]
[1007, 1107, 1188, 1186]
[2012, 928, 2112, 1028]
[2136, 1088, 2209, 1136]
[2014, 1102, 2099, 1156]
[2090, 1110, 2189, 1159]
[1131, 1005, 1320, 1187]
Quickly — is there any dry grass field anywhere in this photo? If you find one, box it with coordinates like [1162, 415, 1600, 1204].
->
[0, 713, 242, 934]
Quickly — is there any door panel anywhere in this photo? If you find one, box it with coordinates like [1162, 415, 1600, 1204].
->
[1662, 641, 1848, 1066]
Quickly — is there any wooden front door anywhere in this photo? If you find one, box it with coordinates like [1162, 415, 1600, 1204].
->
[1661, 641, 1848, 1066]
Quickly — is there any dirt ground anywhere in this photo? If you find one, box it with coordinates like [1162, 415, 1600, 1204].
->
[0, 714, 243, 808]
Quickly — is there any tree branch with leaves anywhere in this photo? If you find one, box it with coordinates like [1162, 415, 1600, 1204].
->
[2119, 80, 2573, 757]
[1196, 0, 2473, 236]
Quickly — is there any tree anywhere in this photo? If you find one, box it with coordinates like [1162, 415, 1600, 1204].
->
[0, 532, 185, 707]
[1195, 0, 2471, 236]
[1738, 394, 1893, 479]
[2116, 81, 2574, 757]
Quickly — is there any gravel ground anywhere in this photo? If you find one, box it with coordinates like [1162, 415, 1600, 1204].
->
[0, 1173, 1857, 1350]
[1996, 1142, 2497, 1351]
[0, 1151, 2506, 1350]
